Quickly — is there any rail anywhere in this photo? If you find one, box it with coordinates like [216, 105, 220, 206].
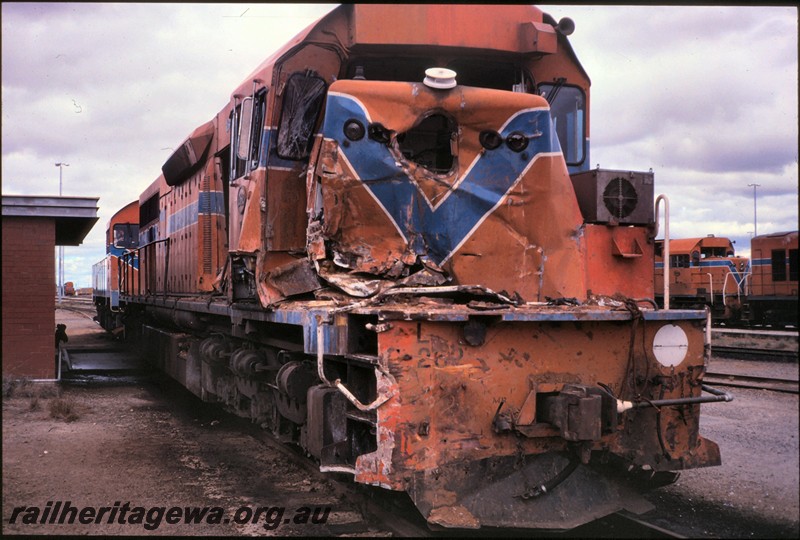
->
[712, 345, 798, 359]
[613, 511, 688, 539]
[704, 371, 799, 394]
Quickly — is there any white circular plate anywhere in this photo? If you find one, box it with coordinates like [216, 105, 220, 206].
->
[652, 324, 689, 367]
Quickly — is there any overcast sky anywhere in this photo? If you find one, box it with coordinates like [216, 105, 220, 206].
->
[2, 3, 797, 288]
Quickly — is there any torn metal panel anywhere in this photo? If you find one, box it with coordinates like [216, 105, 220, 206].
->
[305, 219, 326, 261]
[396, 266, 448, 287]
[317, 262, 391, 298]
[257, 256, 321, 306]
[316, 80, 588, 301]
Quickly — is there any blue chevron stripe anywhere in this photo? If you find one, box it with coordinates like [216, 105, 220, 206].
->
[323, 92, 560, 265]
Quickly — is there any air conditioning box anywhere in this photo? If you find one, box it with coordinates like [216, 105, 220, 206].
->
[570, 169, 654, 225]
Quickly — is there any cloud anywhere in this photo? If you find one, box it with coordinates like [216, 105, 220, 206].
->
[3, 3, 338, 287]
[3, 3, 797, 287]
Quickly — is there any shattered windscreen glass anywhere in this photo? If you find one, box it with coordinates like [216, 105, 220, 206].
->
[277, 73, 327, 160]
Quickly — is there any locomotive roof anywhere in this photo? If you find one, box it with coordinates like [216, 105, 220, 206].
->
[228, 4, 584, 105]
[108, 200, 138, 227]
[660, 236, 736, 254]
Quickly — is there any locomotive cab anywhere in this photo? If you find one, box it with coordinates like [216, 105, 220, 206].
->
[654, 236, 749, 320]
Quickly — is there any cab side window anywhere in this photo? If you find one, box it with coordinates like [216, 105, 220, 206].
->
[539, 83, 586, 166]
[772, 249, 787, 281]
[670, 254, 690, 269]
[230, 89, 267, 180]
[113, 223, 140, 249]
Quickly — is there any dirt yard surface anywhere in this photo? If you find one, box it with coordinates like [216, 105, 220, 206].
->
[2, 375, 397, 537]
[3, 305, 387, 536]
[2, 303, 798, 537]
[644, 375, 799, 538]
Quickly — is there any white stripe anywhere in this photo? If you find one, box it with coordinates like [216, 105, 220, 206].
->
[441, 151, 561, 265]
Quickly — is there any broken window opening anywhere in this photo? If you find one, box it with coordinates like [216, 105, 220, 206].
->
[396, 113, 456, 174]
[276, 72, 327, 161]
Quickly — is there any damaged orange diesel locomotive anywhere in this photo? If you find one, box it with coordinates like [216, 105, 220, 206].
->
[104, 4, 732, 530]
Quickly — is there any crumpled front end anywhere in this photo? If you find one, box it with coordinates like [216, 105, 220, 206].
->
[328, 305, 723, 530]
[307, 79, 587, 303]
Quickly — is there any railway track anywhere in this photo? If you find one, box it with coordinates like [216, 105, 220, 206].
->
[594, 511, 688, 538]
[57, 296, 98, 319]
[714, 322, 798, 331]
[704, 371, 799, 394]
[712, 345, 797, 360]
[58, 305, 98, 321]
[711, 328, 798, 360]
[62, 352, 693, 537]
[245, 423, 434, 537]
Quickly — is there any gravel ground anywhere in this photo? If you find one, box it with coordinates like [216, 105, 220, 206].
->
[640, 354, 799, 538]
[2, 374, 400, 537]
[3, 306, 393, 536]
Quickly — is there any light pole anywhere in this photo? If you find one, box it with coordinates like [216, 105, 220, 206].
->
[747, 183, 760, 238]
[55, 163, 69, 304]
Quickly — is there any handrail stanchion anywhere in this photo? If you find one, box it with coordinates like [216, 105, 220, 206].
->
[654, 195, 671, 310]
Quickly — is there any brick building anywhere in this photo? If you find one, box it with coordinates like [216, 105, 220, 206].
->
[2, 196, 98, 379]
